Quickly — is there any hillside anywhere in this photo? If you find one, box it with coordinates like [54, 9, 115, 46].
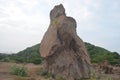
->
[0, 44, 42, 64]
[0, 42, 120, 64]
[85, 43, 120, 64]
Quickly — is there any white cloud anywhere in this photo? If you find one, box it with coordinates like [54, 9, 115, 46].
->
[0, 0, 120, 53]
[0, 0, 50, 53]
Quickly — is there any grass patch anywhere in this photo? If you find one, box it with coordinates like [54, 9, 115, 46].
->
[56, 76, 66, 80]
[10, 65, 27, 77]
[14, 76, 35, 80]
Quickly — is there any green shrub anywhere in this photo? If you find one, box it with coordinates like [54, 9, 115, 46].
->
[32, 58, 42, 64]
[106, 77, 112, 80]
[10, 65, 27, 77]
[39, 68, 54, 79]
[90, 72, 96, 80]
[39, 68, 48, 76]
[2, 57, 10, 62]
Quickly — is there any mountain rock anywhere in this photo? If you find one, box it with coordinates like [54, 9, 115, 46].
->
[40, 4, 91, 80]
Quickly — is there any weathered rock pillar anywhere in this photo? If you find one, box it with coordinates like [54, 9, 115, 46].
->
[40, 4, 91, 80]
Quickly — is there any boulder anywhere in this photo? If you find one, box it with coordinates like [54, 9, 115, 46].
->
[98, 60, 113, 74]
[40, 4, 91, 80]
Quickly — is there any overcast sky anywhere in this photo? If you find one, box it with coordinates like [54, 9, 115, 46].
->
[0, 0, 120, 54]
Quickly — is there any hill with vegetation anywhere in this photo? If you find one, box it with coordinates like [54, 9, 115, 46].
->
[85, 43, 120, 64]
[0, 42, 120, 64]
[0, 44, 42, 64]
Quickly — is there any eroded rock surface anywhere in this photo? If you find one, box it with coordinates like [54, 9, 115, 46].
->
[40, 4, 91, 80]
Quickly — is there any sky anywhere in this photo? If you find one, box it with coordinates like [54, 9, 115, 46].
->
[0, 0, 120, 54]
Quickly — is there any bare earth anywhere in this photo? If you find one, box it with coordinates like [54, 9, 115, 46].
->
[0, 62, 120, 80]
[0, 62, 48, 80]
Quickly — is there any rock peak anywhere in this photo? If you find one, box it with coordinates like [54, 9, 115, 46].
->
[50, 4, 66, 20]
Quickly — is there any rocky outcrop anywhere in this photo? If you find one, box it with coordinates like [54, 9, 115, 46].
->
[40, 4, 91, 80]
[98, 60, 113, 74]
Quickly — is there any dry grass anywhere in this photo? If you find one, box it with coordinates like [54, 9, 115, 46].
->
[0, 62, 120, 80]
[0, 62, 47, 80]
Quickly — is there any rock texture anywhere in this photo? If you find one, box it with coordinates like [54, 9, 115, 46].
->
[40, 4, 91, 80]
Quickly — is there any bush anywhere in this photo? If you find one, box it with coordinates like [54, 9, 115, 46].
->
[10, 65, 27, 77]
[39, 68, 48, 76]
[14, 57, 25, 63]
[90, 70, 97, 80]
[39, 68, 54, 79]
[32, 58, 42, 64]
[2, 57, 10, 62]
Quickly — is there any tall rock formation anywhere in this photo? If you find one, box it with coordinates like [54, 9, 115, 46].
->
[40, 4, 91, 80]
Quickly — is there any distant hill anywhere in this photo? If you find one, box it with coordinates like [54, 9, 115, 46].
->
[0, 44, 42, 64]
[0, 53, 10, 60]
[85, 43, 120, 64]
[0, 42, 120, 64]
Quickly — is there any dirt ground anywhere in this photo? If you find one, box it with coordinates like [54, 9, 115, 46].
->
[0, 62, 48, 80]
[0, 62, 120, 80]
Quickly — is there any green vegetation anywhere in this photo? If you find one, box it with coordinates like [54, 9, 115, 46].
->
[85, 43, 120, 64]
[0, 43, 42, 64]
[52, 18, 59, 26]
[39, 68, 54, 79]
[39, 68, 48, 76]
[10, 65, 27, 77]
[0, 42, 120, 64]
[13, 43, 42, 64]
[0, 53, 11, 62]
